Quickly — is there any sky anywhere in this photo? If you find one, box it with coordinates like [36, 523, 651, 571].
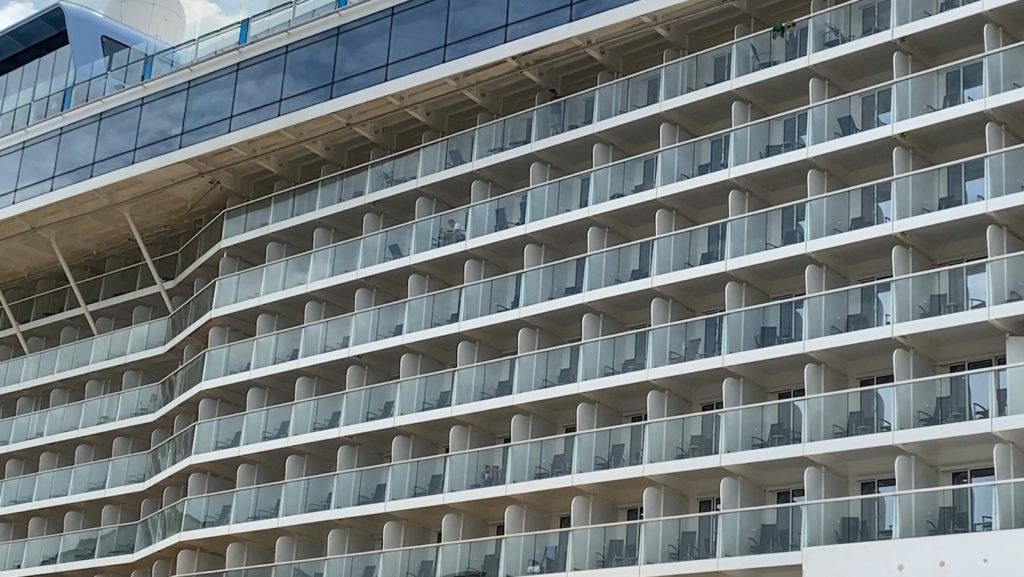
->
[0, 0, 240, 36]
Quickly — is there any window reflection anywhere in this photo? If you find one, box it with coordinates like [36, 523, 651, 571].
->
[0, 0, 637, 206]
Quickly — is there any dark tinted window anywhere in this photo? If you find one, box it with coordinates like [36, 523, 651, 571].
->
[0, 148, 22, 195]
[573, 0, 631, 18]
[17, 136, 58, 188]
[508, 0, 569, 21]
[184, 71, 236, 132]
[283, 34, 338, 99]
[233, 53, 286, 115]
[95, 105, 141, 161]
[507, 5, 570, 39]
[0, 0, 636, 206]
[55, 121, 99, 175]
[445, 29, 505, 61]
[389, 0, 448, 62]
[447, 0, 508, 42]
[335, 16, 390, 80]
[137, 88, 187, 147]
[333, 69, 386, 98]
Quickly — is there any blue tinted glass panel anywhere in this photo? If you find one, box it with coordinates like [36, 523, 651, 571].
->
[137, 89, 187, 148]
[283, 36, 338, 99]
[335, 16, 391, 80]
[0, 0, 639, 208]
[95, 106, 141, 162]
[572, 0, 630, 18]
[55, 121, 99, 175]
[184, 71, 236, 133]
[15, 180, 50, 202]
[333, 68, 386, 97]
[52, 167, 91, 190]
[389, 0, 448, 63]
[135, 137, 180, 163]
[17, 136, 58, 188]
[182, 120, 230, 148]
[0, 148, 21, 195]
[280, 86, 332, 115]
[445, 29, 505, 61]
[231, 102, 279, 131]
[447, 0, 508, 43]
[507, 7, 570, 40]
[508, 0, 569, 22]
[93, 152, 134, 176]
[233, 54, 286, 115]
[388, 50, 444, 80]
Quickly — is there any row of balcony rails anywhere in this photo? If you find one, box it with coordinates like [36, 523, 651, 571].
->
[2, 59, 1024, 395]
[0, 0, 986, 149]
[0, 203, 1022, 451]
[0, 472, 1019, 573]
[0, 356, 1018, 527]
[2, 131, 1024, 437]
[1, 0, 1014, 334]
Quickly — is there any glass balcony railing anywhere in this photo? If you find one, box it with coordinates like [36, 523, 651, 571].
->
[726, 299, 805, 353]
[4, 58, 1022, 428]
[575, 423, 645, 473]
[721, 503, 804, 557]
[0, 380, 1015, 566]
[4, 19, 1015, 383]
[572, 522, 642, 570]
[893, 260, 988, 322]
[0, 316, 173, 388]
[810, 0, 892, 52]
[807, 481, 995, 546]
[0, 255, 177, 330]
[805, 281, 892, 338]
[508, 434, 574, 484]
[647, 412, 720, 462]
[4, 0, 972, 148]
[11, 478, 1017, 576]
[6, 181, 1024, 456]
[0, 280, 215, 391]
[1, 346, 1014, 517]
[723, 396, 804, 452]
[0, 0, 999, 337]
[644, 511, 719, 563]
[894, 0, 981, 27]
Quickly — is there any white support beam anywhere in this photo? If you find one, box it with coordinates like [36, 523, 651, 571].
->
[353, 121, 395, 149]
[641, 14, 689, 48]
[123, 211, 175, 313]
[572, 37, 622, 72]
[731, 0, 771, 27]
[461, 87, 500, 113]
[444, 75, 501, 113]
[407, 105, 447, 133]
[388, 93, 447, 132]
[505, 55, 557, 88]
[0, 288, 30, 355]
[185, 158, 242, 192]
[301, 139, 348, 165]
[255, 155, 301, 182]
[47, 236, 99, 336]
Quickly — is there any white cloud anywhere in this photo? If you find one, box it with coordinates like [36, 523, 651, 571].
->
[178, 0, 242, 36]
[0, 0, 40, 31]
[0, 0, 264, 44]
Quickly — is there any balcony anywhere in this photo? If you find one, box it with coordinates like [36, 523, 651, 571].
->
[5, 478, 1016, 576]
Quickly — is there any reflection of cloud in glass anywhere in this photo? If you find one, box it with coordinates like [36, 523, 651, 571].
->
[180, 0, 240, 35]
[0, 0, 42, 31]
[0, 0, 243, 41]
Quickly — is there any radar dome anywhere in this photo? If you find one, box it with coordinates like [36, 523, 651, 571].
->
[104, 0, 187, 44]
